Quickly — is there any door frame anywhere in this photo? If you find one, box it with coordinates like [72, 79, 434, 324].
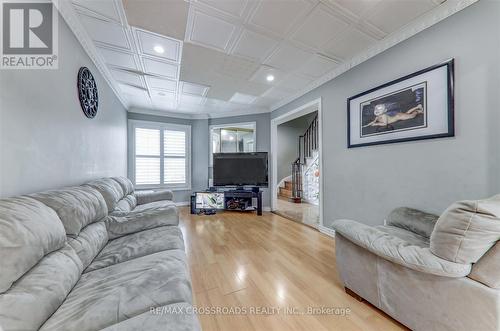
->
[270, 98, 326, 232]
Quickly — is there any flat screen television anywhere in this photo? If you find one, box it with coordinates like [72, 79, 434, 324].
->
[213, 152, 268, 187]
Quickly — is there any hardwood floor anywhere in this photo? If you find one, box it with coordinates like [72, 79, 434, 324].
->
[179, 207, 406, 331]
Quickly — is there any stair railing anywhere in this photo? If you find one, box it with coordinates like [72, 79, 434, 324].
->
[290, 113, 318, 201]
[291, 157, 303, 200]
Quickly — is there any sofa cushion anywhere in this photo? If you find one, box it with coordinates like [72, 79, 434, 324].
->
[30, 186, 108, 236]
[67, 221, 108, 270]
[132, 200, 176, 213]
[100, 302, 201, 331]
[386, 207, 438, 239]
[84, 178, 124, 212]
[0, 196, 66, 293]
[40, 250, 193, 331]
[85, 226, 184, 273]
[112, 177, 134, 196]
[468, 241, 500, 288]
[430, 195, 500, 264]
[0, 243, 83, 330]
[106, 206, 179, 240]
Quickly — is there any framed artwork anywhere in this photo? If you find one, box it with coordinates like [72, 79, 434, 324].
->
[347, 59, 454, 148]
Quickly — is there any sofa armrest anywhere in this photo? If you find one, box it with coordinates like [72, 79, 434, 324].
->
[386, 207, 439, 238]
[332, 219, 471, 278]
[135, 190, 174, 205]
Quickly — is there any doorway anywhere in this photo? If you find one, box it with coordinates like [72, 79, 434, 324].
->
[271, 98, 323, 230]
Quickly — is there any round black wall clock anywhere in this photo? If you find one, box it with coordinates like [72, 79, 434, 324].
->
[77, 67, 99, 118]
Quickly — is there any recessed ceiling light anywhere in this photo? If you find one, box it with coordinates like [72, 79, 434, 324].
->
[153, 45, 165, 54]
[266, 74, 275, 82]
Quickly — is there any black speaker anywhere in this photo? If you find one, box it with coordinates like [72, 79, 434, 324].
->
[190, 194, 196, 214]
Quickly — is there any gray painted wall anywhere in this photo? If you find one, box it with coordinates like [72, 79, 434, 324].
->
[209, 112, 271, 207]
[272, 0, 500, 227]
[127, 112, 209, 203]
[0, 15, 127, 198]
[126, 112, 271, 206]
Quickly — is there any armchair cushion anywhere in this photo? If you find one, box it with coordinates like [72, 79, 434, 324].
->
[386, 207, 438, 239]
[333, 219, 471, 277]
[469, 242, 500, 288]
[136, 190, 174, 205]
[430, 195, 500, 264]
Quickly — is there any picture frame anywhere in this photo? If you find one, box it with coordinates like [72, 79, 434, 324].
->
[347, 59, 454, 148]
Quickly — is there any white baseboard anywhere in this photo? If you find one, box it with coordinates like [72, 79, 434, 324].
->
[318, 225, 335, 238]
[175, 201, 190, 207]
[263, 206, 271, 212]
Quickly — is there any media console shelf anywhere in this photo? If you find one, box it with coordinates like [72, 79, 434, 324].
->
[191, 188, 263, 216]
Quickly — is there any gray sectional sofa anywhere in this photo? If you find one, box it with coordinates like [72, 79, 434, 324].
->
[0, 177, 201, 331]
[333, 197, 500, 331]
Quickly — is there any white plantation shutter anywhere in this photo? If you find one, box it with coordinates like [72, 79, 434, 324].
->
[135, 128, 161, 185]
[131, 121, 190, 189]
[164, 130, 186, 184]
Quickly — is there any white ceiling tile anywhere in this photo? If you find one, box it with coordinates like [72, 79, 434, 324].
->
[323, 27, 375, 60]
[119, 83, 149, 98]
[218, 54, 259, 80]
[97, 47, 138, 70]
[198, 0, 248, 18]
[249, 65, 283, 85]
[78, 13, 130, 49]
[248, 0, 313, 37]
[180, 94, 207, 105]
[135, 28, 182, 63]
[181, 81, 210, 96]
[187, 9, 237, 51]
[146, 76, 178, 91]
[291, 4, 349, 50]
[231, 29, 279, 62]
[150, 89, 176, 100]
[72, 0, 121, 22]
[326, 0, 381, 18]
[142, 57, 179, 79]
[296, 53, 338, 78]
[264, 43, 313, 71]
[261, 87, 292, 100]
[110, 68, 144, 87]
[123, 0, 189, 40]
[229, 92, 257, 104]
[366, 0, 437, 34]
[278, 74, 313, 91]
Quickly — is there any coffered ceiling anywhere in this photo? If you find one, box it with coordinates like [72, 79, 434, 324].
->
[58, 0, 474, 118]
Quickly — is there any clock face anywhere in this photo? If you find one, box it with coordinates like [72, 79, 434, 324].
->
[77, 67, 98, 118]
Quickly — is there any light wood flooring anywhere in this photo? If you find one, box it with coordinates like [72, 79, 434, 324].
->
[274, 196, 320, 229]
[178, 207, 406, 331]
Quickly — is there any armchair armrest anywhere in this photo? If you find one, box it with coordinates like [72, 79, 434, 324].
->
[332, 219, 471, 278]
[135, 190, 173, 205]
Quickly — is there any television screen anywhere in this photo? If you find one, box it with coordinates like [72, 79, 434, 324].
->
[195, 192, 225, 209]
[213, 152, 268, 187]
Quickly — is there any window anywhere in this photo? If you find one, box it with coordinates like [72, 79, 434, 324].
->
[130, 120, 191, 189]
[209, 122, 256, 166]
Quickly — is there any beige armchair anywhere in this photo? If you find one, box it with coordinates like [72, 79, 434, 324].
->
[332, 197, 500, 331]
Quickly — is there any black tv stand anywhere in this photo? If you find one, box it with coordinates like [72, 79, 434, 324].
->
[224, 188, 263, 215]
[191, 188, 263, 216]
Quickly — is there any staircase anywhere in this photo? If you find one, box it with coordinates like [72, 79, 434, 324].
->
[280, 113, 319, 204]
[278, 180, 293, 199]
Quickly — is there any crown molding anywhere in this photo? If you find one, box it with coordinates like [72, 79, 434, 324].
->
[270, 0, 479, 111]
[128, 105, 271, 120]
[53, 0, 130, 110]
